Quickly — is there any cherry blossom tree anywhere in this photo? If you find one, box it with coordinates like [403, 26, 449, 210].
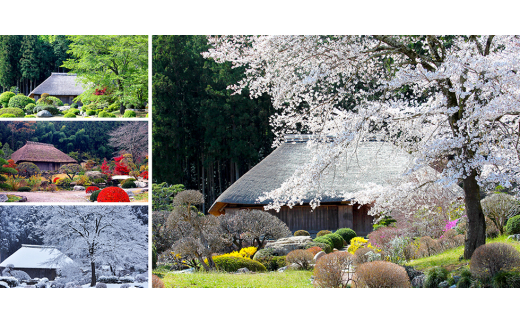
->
[205, 35, 520, 258]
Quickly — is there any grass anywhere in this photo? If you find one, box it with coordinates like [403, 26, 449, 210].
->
[156, 269, 314, 288]
[407, 235, 520, 272]
[133, 191, 148, 202]
[6, 194, 22, 202]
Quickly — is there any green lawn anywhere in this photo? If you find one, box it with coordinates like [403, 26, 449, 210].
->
[157, 270, 314, 288]
[407, 235, 520, 272]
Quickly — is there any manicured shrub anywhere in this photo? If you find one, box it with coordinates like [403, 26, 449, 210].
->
[71, 103, 78, 109]
[353, 247, 379, 266]
[89, 189, 101, 202]
[98, 111, 116, 118]
[121, 181, 137, 189]
[8, 94, 35, 109]
[35, 105, 60, 115]
[64, 112, 76, 118]
[325, 233, 345, 249]
[352, 261, 411, 288]
[314, 236, 334, 251]
[213, 255, 266, 272]
[257, 256, 286, 271]
[457, 269, 472, 288]
[17, 162, 40, 177]
[86, 186, 100, 194]
[0, 114, 16, 118]
[24, 103, 36, 113]
[0, 107, 24, 118]
[307, 246, 323, 256]
[505, 214, 520, 235]
[347, 236, 381, 254]
[97, 187, 130, 202]
[417, 236, 441, 258]
[68, 108, 80, 115]
[423, 266, 449, 288]
[470, 243, 520, 281]
[306, 241, 332, 254]
[17, 186, 31, 192]
[313, 251, 354, 288]
[285, 249, 313, 270]
[294, 230, 310, 236]
[317, 230, 332, 237]
[335, 228, 357, 244]
[86, 109, 96, 116]
[24, 115, 36, 118]
[47, 96, 63, 106]
[124, 110, 137, 118]
[253, 248, 275, 260]
[0, 91, 15, 107]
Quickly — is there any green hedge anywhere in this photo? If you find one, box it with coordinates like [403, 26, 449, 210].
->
[213, 256, 266, 272]
[506, 215, 520, 235]
[0, 91, 15, 107]
[8, 94, 35, 109]
[0, 107, 24, 118]
[335, 228, 357, 244]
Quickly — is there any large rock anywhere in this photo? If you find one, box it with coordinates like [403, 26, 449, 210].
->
[124, 190, 134, 198]
[0, 194, 8, 202]
[313, 251, 326, 263]
[85, 171, 104, 179]
[37, 110, 53, 118]
[135, 181, 147, 188]
[73, 186, 85, 191]
[264, 236, 313, 256]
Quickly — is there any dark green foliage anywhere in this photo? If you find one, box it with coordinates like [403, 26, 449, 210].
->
[86, 109, 96, 116]
[257, 256, 286, 271]
[24, 103, 35, 113]
[505, 215, 520, 235]
[90, 189, 101, 202]
[492, 271, 520, 288]
[68, 108, 80, 115]
[152, 36, 274, 209]
[423, 267, 449, 288]
[294, 230, 310, 236]
[98, 111, 116, 118]
[121, 181, 137, 188]
[0, 143, 17, 189]
[71, 103, 78, 109]
[152, 244, 158, 270]
[213, 256, 267, 272]
[0, 107, 24, 118]
[35, 105, 60, 115]
[252, 248, 275, 260]
[456, 276, 472, 288]
[152, 182, 185, 211]
[314, 236, 335, 251]
[17, 186, 31, 191]
[335, 228, 357, 244]
[373, 216, 397, 231]
[316, 230, 332, 237]
[325, 233, 345, 249]
[7, 94, 34, 109]
[17, 162, 39, 176]
[305, 241, 332, 254]
[46, 96, 63, 106]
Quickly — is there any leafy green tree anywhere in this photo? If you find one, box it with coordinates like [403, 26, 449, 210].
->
[62, 35, 148, 113]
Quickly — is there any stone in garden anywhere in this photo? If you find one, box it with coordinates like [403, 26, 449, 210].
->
[438, 281, 449, 288]
[135, 181, 147, 188]
[85, 171, 104, 179]
[411, 274, 425, 288]
[179, 268, 195, 274]
[236, 268, 250, 274]
[124, 190, 134, 198]
[508, 234, 520, 241]
[277, 266, 287, 272]
[73, 186, 85, 191]
[59, 106, 71, 111]
[0, 194, 8, 202]
[37, 110, 53, 118]
[313, 251, 326, 263]
[264, 236, 313, 256]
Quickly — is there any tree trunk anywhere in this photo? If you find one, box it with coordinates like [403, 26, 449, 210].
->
[90, 261, 96, 287]
[119, 102, 125, 115]
[463, 169, 486, 259]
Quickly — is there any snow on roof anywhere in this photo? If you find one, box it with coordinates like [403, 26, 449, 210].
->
[0, 245, 73, 269]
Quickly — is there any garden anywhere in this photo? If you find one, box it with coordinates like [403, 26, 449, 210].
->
[152, 185, 520, 288]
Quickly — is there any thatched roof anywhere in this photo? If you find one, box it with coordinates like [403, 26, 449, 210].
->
[0, 245, 73, 269]
[209, 135, 415, 215]
[29, 73, 85, 97]
[11, 141, 77, 164]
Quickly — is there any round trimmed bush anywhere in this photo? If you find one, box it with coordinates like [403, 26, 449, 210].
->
[0, 91, 15, 107]
[285, 249, 313, 270]
[325, 233, 345, 249]
[64, 112, 76, 118]
[317, 230, 332, 237]
[121, 181, 137, 188]
[0, 113, 17, 118]
[306, 241, 332, 254]
[213, 255, 266, 272]
[352, 261, 411, 288]
[294, 230, 310, 236]
[257, 256, 286, 271]
[307, 246, 323, 256]
[25, 115, 36, 118]
[492, 271, 520, 288]
[152, 274, 164, 288]
[8, 94, 35, 109]
[124, 110, 136, 118]
[71, 103, 79, 109]
[314, 236, 334, 251]
[86, 109, 96, 116]
[17, 162, 40, 176]
[335, 228, 357, 244]
[17, 186, 31, 192]
[98, 111, 116, 118]
[0, 107, 24, 118]
[252, 248, 275, 260]
[470, 243, 520, 281]
[47, 96, 63, 106]
[97, 187, 130, 202]
[68, 108, 80, 115]
[25, 103, 36, 113]
[89, 189, 101, 202]
[35, 105, 60, 115]
[506, 215, 520, 235]
[313, 252, 354, 288]
[86, 186, 100, 194]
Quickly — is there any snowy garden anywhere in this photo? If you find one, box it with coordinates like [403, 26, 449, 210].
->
[0, 205, 148, 288]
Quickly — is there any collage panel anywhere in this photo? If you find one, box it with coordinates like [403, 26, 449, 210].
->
[0, 205, 148, 288]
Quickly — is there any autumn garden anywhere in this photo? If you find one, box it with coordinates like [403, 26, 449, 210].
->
[152, 35, 520, 288]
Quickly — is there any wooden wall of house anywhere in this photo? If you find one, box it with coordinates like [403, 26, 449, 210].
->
[33, 162, 58, 171]
[224, 203, 373, 236]
[16, 268, 57, 280]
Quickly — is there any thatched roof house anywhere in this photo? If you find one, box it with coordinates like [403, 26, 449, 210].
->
[0, 245, 73, 280]
[28, 73, 85, 105]
[208, 135, 415, 236]
[11, 141, 77, 171]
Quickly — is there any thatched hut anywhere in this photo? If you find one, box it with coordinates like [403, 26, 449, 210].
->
[11, 141, 78, 171]
[28, 73, 85, 105]
[0, 245, 73, 280]
[208, 135, 415, 236]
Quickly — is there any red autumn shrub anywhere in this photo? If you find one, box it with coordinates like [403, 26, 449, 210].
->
[97, 187, 130, 202]
[86, 186, 100, 194]
[3, 159, 17, 170]
[307, 246, 323, 256]
[113, 155, 130, 175]
[140, 170, 148, 180]
[152, 274, 164, 288]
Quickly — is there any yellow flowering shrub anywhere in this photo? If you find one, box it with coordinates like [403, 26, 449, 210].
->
[347, 237, 381, 254]
[214, 247, 258, 260]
